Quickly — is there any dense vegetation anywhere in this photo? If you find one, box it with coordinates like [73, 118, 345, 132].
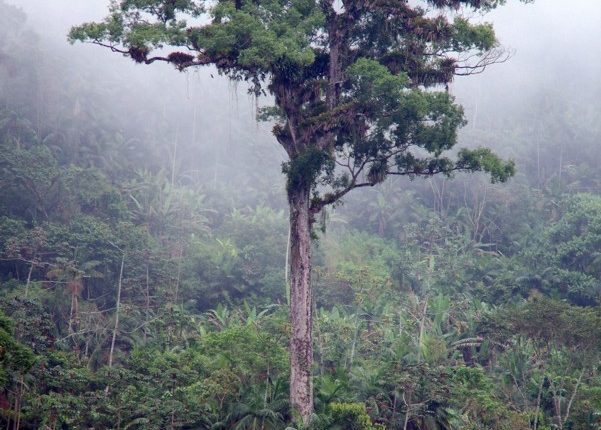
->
[2, 1, 601, 429]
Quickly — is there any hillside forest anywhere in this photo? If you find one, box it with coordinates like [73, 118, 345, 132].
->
[1, 0, 601, 429]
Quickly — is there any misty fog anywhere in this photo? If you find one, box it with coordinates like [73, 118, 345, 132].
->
[7, 0, 601, 205]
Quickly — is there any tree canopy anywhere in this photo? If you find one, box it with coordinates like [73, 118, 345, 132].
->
[70, 0, 516, 213]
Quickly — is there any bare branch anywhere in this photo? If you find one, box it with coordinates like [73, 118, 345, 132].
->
[455, 48, 512, 76]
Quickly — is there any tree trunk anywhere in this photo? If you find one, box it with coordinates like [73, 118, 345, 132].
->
[144, 263, 150, 342]
[108, 254, 125, 369]
[563, 368, 585, 428]
[13, 375, 23, 430]
[288, 183, 313, 424]
[533, 370, 544, 430]
[24, 262, 34, 298]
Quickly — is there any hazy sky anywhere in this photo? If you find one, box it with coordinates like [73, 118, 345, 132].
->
[454, 0, 601, 98]
[11, 0, 601, 80]
[9, 0, 601, 107]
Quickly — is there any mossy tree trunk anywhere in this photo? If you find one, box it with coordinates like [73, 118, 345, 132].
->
[288, 181, 314, 424]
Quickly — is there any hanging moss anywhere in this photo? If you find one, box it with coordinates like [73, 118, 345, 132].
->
[367, 160, 388, 185]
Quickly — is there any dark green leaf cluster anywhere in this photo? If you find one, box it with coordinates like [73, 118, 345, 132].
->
[0, 312, 36, 388]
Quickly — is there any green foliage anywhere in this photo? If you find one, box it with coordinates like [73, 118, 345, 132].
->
[316, 230, 399, 308]
[519, 193, 601, 305]
[0, 312, 36, 387]
[183, 205, 287, 308]
[452, 18, 497, 51]
[456, 148, 516, 183]
[4, 1, 601, 429]
[326, 402, 384, 430]
[504, 298, 601, 351]
[450, 366, 530, 429]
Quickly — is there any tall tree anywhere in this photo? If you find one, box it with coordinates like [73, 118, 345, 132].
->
[70, 0, 519, 422]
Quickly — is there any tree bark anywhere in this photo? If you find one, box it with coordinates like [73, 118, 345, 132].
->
[288, 183, 313, 424]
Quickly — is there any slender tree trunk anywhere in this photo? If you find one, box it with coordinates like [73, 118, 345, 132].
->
[288, 184, 313, 424]
[551, 383, 562, 429]
[402, 393, 411, 430]
[24, 262, 34, 299]
[348, 314, 360, 372]
[144, 263, 150, 342]
[173, 244, 183, 305]
[171, 127, 179, 186]
[68, 292, 75, 334]
[533, 370, 545, 430]
[417, 297, 428, 364]
[261, 362, 271, 430]
[12, 375, 23, 430]
[563, 368, 584, 428]
[108, 254, 125, 369]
